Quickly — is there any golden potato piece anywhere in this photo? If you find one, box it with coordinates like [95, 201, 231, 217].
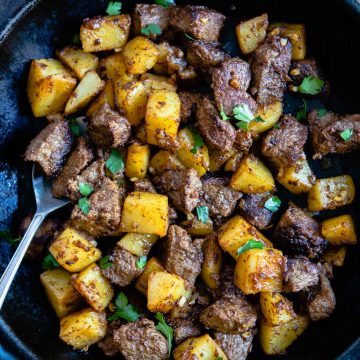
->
[322, 246, 347, 267]
[141, 73, 177, 94]
[307, 175, 355, 211]
[64, 70, 105, 115]
[120, 192, 169, 237]
[249, 101, 283, 134]
[201, 236, 223, 289]
[180, 217, 213, 237]
[118, 233, 159, 257]
[71, 263, 114, 311]
[86, 79, 115, 117]
[149, 150, 184, 175]
[224, 152, 244, 172]
[209, 148, 236, 172]
[59, 308, 107, 351]
[135, 257, 165, 296]
[27, 59, 77, 117]
[321, 214, 357, 245]
[98, 52, 127, 80]
[125, 143, 150, 179]
[49, 227, 101, 272]
[40, 268, 83, 318]
[80, 15, 131, 52]
[123, 36, 159, 74]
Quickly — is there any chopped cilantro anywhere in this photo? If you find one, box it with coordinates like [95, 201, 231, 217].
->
[296, 99, 307, 121]
[68, 117, 81, 137]
[298, 76, 324, 95]
[184, 33, 195, 41]
[155, 0, 175, 7]
[340, 128, 353, 141]
[236, 121, 249, 131]
[190, 128, 204, 154]
[136, 256, 147, 269]
[106, 149, 125, 175]
[106, 1, 122, 15]
[78, 197, 90, 215]
[79, 183, 94, 197]
[155, 312, 173, 355]
[98, 255, 112, 269]
[273, 123, 280, 129]
[254, 116, 265, 123]
[42, 253, 60, 270]
[237, 239, 265, 256]
[141, 23, 162, 36]
[264, 196, 281, 212]
[196, 206, 209, 224]
[220, 105, 230, 121]
[317, 108, 328, 117]
[233, 104, 254, 122]
[108, 292, 140, 322]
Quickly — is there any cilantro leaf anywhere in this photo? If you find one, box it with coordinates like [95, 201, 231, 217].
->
[340, 128, 353, 141]
[155, 0, 175, 7]
[233, 104, 254, 122]
[78, 197, 90, 215]
[220, 105, 230, 121]
[196, 206, 209, 224]
[184, 33, 195, 41]
[42, 253, 60, 270]
[98, 255, 112, 269]
[155, 312, 173, 355]
[79, 183, 94, 197]
[237, 239, 264, 256]
[264, 196, 281, 212]
[254, 116, 265, 123]
[296, 99, 307, 121]
[115, 292, 128, 309]
[298, 76, 324, 95]
[141, 23, 162, 36]
[108, 292, 140, 322]
[69, 117, 81, 137]
[190, 128, 204, 154]
[317, 108, 327, 117]
[136, 256, 147, 269]
[273, 123, 280, 129]
[236, 121, 249, 131]
[106, 149, 125, 175]
[0, 230, 20, 246]
[71, 33, 80, 45]
[106, 1, 122, 15]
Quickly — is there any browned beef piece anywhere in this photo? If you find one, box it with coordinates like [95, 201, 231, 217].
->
[170, 5, 225, 41]
[71, 178, 124, 237]
[307, 270, 336, 321]
[102, 246, 143, 287]
[238, 192, 275, 230]
[133, 178, 157, 193]
[200, 296, 257, 334]
[212, 265, 244, 300]
[283, 256, 320, 292]
[169, 318, 202, 345]
[133, 4, 171, 38]
[178, 91, 202, 123]
[196, 97, 236, 151]
[250, 35, 292, 104]
[261, 115, 308, 168]
[98, 320, 124, 357]
[202, 177, 242, 217]
[113, 319, 168, 360]
[234, 130, 253, 153]
[25, 121, 73, 177]
[176, 66, 199, 88]
[52, 137, 94, 198]
[274, 203, 328, 259]
[187, 40, 227, 68]
[214, 332, 254, 360]
[308, 110, 360, 159]
[88, 104, 131, 148]
[158, 41, 187, 74]
[164, 225, 203, 286]
[154, 168, 202, 214]
[46, 114, 64, 123]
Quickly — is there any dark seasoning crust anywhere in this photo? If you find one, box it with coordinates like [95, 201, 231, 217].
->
[21, 2, 360, 360]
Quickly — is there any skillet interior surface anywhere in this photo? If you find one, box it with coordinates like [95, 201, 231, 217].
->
[0, 0, 360, 359]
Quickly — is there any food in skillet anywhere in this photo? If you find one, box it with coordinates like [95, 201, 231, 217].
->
[19, 0, 360, 358]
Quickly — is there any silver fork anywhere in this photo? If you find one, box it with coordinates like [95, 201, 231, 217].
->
[0, 165, 70, 309]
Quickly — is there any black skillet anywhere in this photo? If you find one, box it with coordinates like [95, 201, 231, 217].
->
[0, 0, 360, 359]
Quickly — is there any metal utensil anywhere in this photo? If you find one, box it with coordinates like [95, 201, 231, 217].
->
[0, 165, 70, 309]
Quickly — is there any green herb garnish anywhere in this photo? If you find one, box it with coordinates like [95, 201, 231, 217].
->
[298, 76, 324, 95]
[296, 99, 307, 121]
[155, 312, 173, 355]
[236, 121, 249, 131]
[264, 196, 281, 212]
[42, 253, 60, 270]
[317, 108, 328, 117]
[106, 149, 125, 175]
[340, 128, 353, 141]
[136, 256, 147, 269]
[233, 104, 254, 122]
[99, 255, 112, 269]
[237, 239, 265, 256]
[220, 105, 230, 121]
[78, 197, 90, 215]
[69, 118, 81, 137]
[273, 123, 280, 129]
[196, 206, 209, 224]
[184, 33, 195, 41]
[79, 183, 94, 197]
[254, 116, 265, 123]
[108, 292, 140, 322]
[190, 129, 204, 154]
[141, 23, 162, 36]
[155, 0, 175, 7]
[0, 230, 20, 246]
[106, 1, 122, 15]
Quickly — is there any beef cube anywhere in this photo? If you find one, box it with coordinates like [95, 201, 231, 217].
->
[169, 318, 202, 344]
[261, 114, 308, 168]
[307, 270, 336, 321]
[274, 203, 328, 259]
[133, 178, 157, 193]
[113, 319, 168, 360]
[98, 320, 124, 357]
[200, 296, 257, 334]
[250, 35, 292, 104]
[154, 168, 202, 214]
[178, 91, 202, 123]
[202, 177, 242, 217]
[164, 225, 203, 286]
[52, 137, 94, 198]
[214, 332, 254, 360]
[71, 178, 124, 237]
[187, 40, 228, 68]
[102, 246, 143, 287]
[170, 5, 225, 42]
[308, 110, 360, 159]
[196, 97, 236, 151]
[212, 265, 244, 300]
[25, 120, 73, 177]
[88, 104, 131, 148]
[234, 130, 253, 153]
[157, 41, 187, 74]
[283, 256, 320, 292]
[238, 192, 275, 230]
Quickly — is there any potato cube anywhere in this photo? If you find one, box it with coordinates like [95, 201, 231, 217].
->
[123, 36, 159, 74]
[59, 308, 107, 350]
[176, 128, 209, 177]
[307, 175, 355, 211]
[321, 214, 357, 245]
[218, 216, 272, 259]
[135, 257, 165, 296]
[40, 268, 83, 318]
[236, 13, 269, 54]
[145, 90, 180, 148]
[224, 152, 244, 172]
[49, 227, 101, 272]
[118, 233, 159, 257]
[86, 80, 115, 117]
[64, 70, 105, 115]
[120, 192, 169, 237]
[135, 123, 147, 143]
[56, 46, 98, 79]
[114, 80, 148, 126]
[230, 154, 275, 193]
[149, 150, 185, 175]
[141, 73, 177, 94]
[248, 101, 283, 134]
[147, 271, 188, 313]
[181, 217, 213, 237]
[27, 59, 77, 117]
[260, 293, 297, 325]
[80, 15, 131, 52]
[173, 334, 228, 360]
[322, 246, 347, 267]
[209, 148, 236, 172]
[201, 236, 223, 289]
[98, 53, 127, 80]
[234, 248, 284, 294]
[125, 143, 150, 179]
[71, 263, 114, 311]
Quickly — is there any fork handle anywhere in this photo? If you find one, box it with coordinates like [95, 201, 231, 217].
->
[0, 213, 45, 310]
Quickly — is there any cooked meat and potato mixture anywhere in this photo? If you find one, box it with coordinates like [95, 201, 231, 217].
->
[21, 1, 359, 358]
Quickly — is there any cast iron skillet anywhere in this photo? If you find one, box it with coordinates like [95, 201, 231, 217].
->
[0, 0, 360, 359]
